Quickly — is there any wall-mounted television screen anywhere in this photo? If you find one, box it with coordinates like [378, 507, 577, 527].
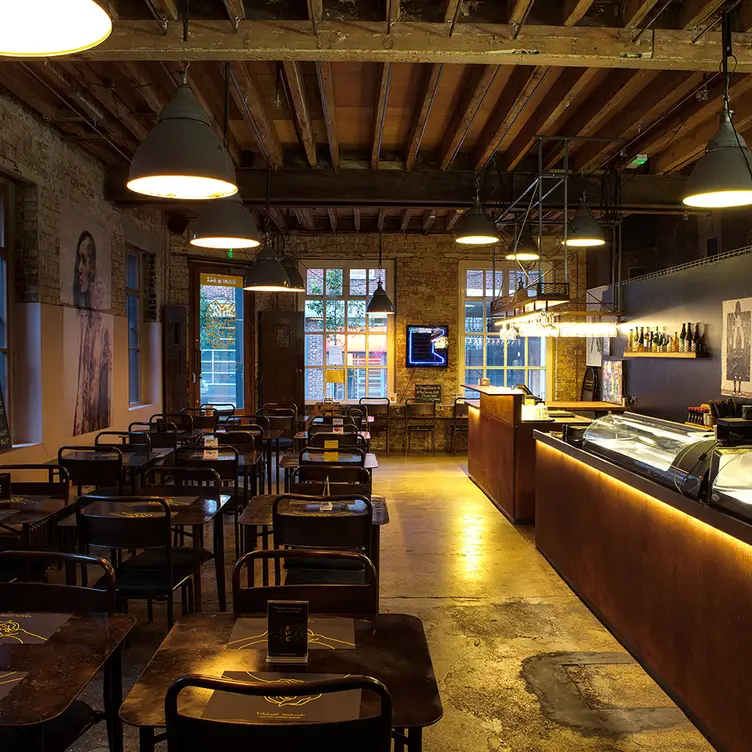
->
[406, 325, 449, 368]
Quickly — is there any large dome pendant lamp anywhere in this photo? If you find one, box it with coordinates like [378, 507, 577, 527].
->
[0, 0, 112, 57]
[190, 195, 261, 250]
[505, 225, 540, 262]
[127, 71, 238, 201]
[244, 229, 290, 293]
[455, 177, 500, 246]
[683, 11, 752, 209]
[367, 234, 395, 315]
[565, 192, 606, 248]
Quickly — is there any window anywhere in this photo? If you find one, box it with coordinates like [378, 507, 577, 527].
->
[0, 183, 10, 426]
[461, 266, 547, 399]
[126, 251, 141, 404]
[303, 264, 393, 402]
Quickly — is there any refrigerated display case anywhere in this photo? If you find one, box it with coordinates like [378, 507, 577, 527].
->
[708, 446, 752, 521]
[581, 412, 716, 498]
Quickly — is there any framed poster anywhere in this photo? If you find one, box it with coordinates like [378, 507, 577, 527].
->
[722, 297, 752, 398]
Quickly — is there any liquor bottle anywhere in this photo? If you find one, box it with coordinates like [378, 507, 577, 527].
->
[672, 331, 679, 353]
[693, 323, 701, 355]
[638, 327, 645, 352]
[653, 328, 660, 353]
[679, 323, 686, 353]
[687, 322, 694, 353]
[648, 329, 654, 352]
[628, 328, 634, 353]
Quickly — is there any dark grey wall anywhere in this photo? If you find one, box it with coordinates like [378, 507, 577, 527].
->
[612, 251, 752, 423]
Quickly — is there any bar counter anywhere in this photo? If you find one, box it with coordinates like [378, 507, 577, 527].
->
[463, 385, 590, 523]
[534, 431, 752, 752]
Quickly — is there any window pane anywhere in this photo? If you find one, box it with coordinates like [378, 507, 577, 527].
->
[487, 337, 505, 367]
[127, 294, 140, 348]
[528, 337, 545, 367]
[367, 311, 387, 331]
[485, 270, 503, 298]
[305, 368, 324, 401]
[326, 380, 345, 401]
[349, 269, 367, 296]
[127, 253, 139, 289]
[347, 300, 366, 331]
[368, 334, 388, 366]
[325, 300, 345, 331]
[528, 369, 546, 400]
[0, 352, 8, 404]
[488, 370, 506, 387]
[305, 334, 324, 366]
[465, 368, 482, 386]
[368, 269, 386, 296]
[464, 300, 484, 333]
[325, 268, 343, 296]
[507, 369, 526, 388]
[346, 334, 367, 366]
[129, 349, 140, 403]
[466, 270, 483, 297]
[304, 300, 324, 332]
[307, 268, 324, 295]
[325, 334, 345, 365]
[367, 368, 388, 398]
[347, 368, 367, 401]
[508, 338, 525, 366]
[465, 336, 483, 367]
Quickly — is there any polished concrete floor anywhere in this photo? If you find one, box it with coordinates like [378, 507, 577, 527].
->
[72, 455, 713, 751]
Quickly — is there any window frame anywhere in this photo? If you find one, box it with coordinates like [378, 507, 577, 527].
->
[126, 249, 143, 406]
[458, 260, 552, 398]
[298, 260, 395, 404]
[0, 181, 11, 439]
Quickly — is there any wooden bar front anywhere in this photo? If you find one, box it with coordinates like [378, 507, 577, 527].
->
[535, 432, 752, 752]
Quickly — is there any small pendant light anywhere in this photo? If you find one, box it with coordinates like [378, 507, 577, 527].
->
[367, 235, 395, 315]
[455, 181, 500, 246]
[281, 253, 305, 293]
[243, 245, 290, 292]
[190, 195, 261, 249]
[565, 193, 605, 247]
[505, 226, 540, 261]
[128, 71, 238, 201]
[683, 12, 752, 208]
[0, 0, 112, 57]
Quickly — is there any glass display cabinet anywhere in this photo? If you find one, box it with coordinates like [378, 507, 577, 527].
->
[708, 446, 752, 521]
[581, 412, 716, 498]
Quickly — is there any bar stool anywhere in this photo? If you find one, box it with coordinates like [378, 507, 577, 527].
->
[404, 399, 436, 456]
[450, 397, 469, 455]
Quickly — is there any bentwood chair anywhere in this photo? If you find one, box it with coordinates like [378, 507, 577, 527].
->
[151, 412, 196, 435]
[309, 420, 358, 435]
[94, 431, 151, 454]
[215, 427, 266, 496]
[308, 431, 368, 451]
[201, 403, 236, 420]
[165, 673, 392, 752]
[404, 399, 437, 456]
[299, 446, 366, 467]
[288, 465, 372, 497]
[232, 549, 378, 617]
[360, 398, 390, 455]
[180, 407, 219, 431]
[450, 397, 470, 455]
[58, 446, 123, 497]
[0, 550, 118, 752]
[130, 420, 178, 450]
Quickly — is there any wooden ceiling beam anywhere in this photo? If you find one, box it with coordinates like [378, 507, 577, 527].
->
[400, 208, 413, 232]
[268, 207, 287, 233]
[445, 208, 464, 231]
[680, 0, 726, 31]
[422, 209, 438, 233]
[281, 61, 317, 168]
[223, 0, 246, 24]
[120, 62, 169, 116]
[371, 63, 392, 169]
[444, 0, 462, 23]
[508, 0, 536, 32]
[472, 66, 553, 170]
[353, 208, 361, 231]
[622, 0, 662, 29]
[405, 63, 443, 171]
[294, 207, 316, 231]
[377, 208, 386, 231]
[229, 61, 283, 168]
[739, 1, 752, 32]
[563, 0, 595, 26]
[145, 0, 178, 21]
[389, 0, 401, 29]
[87, 21, 752, 72]
[438, 65, 500, 171]
[327, 208, 338, 233]
[500, 67, 602, 170]
[316, 62, 340, 170]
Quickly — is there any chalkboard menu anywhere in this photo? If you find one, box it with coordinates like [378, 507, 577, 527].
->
[415, 384, 442, 403]
[0, 379, 11, 452]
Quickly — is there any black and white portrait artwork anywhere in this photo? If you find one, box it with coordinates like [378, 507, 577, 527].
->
[722, 297, 752, 398]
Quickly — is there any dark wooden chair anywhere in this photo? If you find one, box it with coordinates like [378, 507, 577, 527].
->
[151, 412, 195, 434]
[289, 465, 372, 497]
[232, 549, 378, 617]
[308, 431, 367, 451]
[201, 403, 236, 420]
[309, 419, 358, 435]
[257, 406, 296, 450]
[58, 446, 123, 496]
[181, 407, 219, 431]
[0, 550, 117, 752]
[165, 673, 392, 752]
[214, 427, 265, 499]
[95, 430, 151, 455]
[75, 495, 195, 630]
[360, 398, 390, 455]
[130, 420, 178, 450]
[404, 399, 437, 456]
[450, 397, 470, 455]
[299, 446, 366, 467]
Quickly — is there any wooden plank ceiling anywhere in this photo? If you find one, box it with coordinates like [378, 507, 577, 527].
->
[1, 0, 750, 234]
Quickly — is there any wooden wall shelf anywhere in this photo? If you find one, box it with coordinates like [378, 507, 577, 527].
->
[623, 352, 707, 359]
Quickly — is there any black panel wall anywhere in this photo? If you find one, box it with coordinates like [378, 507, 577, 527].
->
[614, 251, 752, 423]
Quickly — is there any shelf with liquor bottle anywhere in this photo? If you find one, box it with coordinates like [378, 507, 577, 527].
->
[623, 322, 709, 358]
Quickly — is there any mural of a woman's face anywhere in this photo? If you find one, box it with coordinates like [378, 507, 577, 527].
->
[78, 235, 94, 294]
[74, 231, 97, 309]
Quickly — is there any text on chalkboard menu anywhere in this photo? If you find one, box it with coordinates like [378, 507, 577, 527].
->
[415, 384, 442, 403]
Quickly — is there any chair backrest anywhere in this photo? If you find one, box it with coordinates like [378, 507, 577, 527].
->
[0, 550, 115, 613]
[289, 465, 371, 497]
[272, 493, 373, 552]
[454, 397, 470, 419]
[143, 466, 222, 500]
[57, 446, 123, 490]
[0, 464, 70, 499]
[165, 673, 391, 752]
[405, 398, 436, 419]
[299, 446, 366, 467]
[309, 420, 357, 435]
[256, 407, 295, 440]
[263, 402, 299, 421]
[152, 412, 194, 432]
[201, 403, 236, 418]
[250, 413, 270, 431]
[233, 550, 379, 617]
[216, 426, 263, 452]
[95, 430, 152, 454]
[174, 446, 240, 481]
[130, 421, 178, 450]
[359, 398, 389, 421]
[181, 407, 219, 430]
[308, 432, 366, 450]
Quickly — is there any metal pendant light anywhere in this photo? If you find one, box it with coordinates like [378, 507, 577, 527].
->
[565, 194, 605, 247]
[190, 195, 261, 249]
[367, 235, 395, 315]
[683, 13, 752, 208]
[243, 245, 290, 292]
[281, 253, 305, 292]
[128, 72, 238, 201]
[455, 197, 500, 246]
[505, 226, 540, 261]
[0, 0, 112, 57]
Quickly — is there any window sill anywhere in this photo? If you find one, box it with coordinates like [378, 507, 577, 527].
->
[10, 442, 39, 450]
[128, 403, 155, 412]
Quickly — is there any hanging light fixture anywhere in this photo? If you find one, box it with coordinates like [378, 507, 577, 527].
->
[0, 0, 112, 57]
[281, 253, 305, 293]
[565, 193, 606, 247]
[683, 13, 752, 208]
[505, 227, 540, 261]
[455, 177, 500, 246]
[190, 195, 261, 249]
[243, 245, 290, 292]
[128, 72, 237, 201]
[367, 235, 395, 315]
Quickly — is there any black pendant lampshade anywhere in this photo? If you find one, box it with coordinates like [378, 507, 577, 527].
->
[366, 280, 395, 315]
[455, 199, 500, 246]
[190, 195, 261, 249]
[505, 228, 540, 261]
[243, 246, 291, 292]
[565, 197, 605, 247]
[281, 254, 305, 292]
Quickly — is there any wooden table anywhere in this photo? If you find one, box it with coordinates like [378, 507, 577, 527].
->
[0, 496, 70, 547]
[0, 612, 135, 752]
[120, 613, 441, 751]
[239, 494, 389, 581]
[58, 494, 230, 612]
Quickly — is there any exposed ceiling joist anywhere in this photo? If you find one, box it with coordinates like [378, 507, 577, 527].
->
[622, 0, 662, 29]
[444, 0, 462, 24]
[371, 63, 392, 169]
[508, 0, 536, 34]
[353, 207, 361, 231]
[400, 209, 413, 232]
[739, 1, 752, 32]
[223, 0, 246, 25]
[327, 208, 338, 232]
[388, 0, 401, 29]
[377, 208, 386, 231]
[316, 62, 340, 170]
[145, 0, 178, 21]
[281, 61, 317, 168]
[82, 21, 752, 72]
[268, 207, 287, 232]
[422, 209, 438, 233]
[120, 62, 168, 115]
[680, 0, 727, 31]
[405, 63, 443, 171]
[445, 209, 464, 231]
[294, 207, 316, 231]
[563, 0, 595, 26]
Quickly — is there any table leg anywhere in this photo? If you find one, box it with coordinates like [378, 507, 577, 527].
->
[407, 727, 423, 751]
[370, 527, 381, 612]
[266, 439, 272, 494]
[192, 524, 204, 613]
[213, 513, 226, 611]
[394, 728, 406, 752]
[262, 525, 270, 586]
[275, 438, 281, 494]
[103, 645, 123, 752]
[139, 727, 156, 752]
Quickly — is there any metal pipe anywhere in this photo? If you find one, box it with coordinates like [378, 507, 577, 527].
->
[563, 139, 569, 282]
[537, 137, 543, 284]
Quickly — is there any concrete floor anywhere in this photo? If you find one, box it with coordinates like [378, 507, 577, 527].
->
[72, 455, 714, 751]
